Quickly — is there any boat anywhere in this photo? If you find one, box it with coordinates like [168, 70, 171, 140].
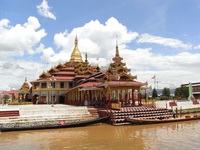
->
[126, 115, 200, 125]
[0, 116, 109, 132]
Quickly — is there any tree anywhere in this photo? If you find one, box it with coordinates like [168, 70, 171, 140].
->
[3, 95, 10, 104]
[162, 87, 170, 97]
[3, 95, 10, 101]
[152, 88, 158, 98]
[175, 87, 181, 97]
[175, 86, 188, 98]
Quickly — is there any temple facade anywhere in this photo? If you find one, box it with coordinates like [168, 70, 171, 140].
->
[30, 36, 147, 106]
[30, 36, 100, 104]
[67, 42, 147, 106]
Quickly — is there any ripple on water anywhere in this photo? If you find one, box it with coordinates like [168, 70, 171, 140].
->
[0, 121, 200, 150]
[142, 121, 200, 150]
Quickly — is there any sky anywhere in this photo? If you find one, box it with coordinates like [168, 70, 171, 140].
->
[0, 0, 200, 90]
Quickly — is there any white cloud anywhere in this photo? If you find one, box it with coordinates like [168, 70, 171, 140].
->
[39, 44, 69, 64]
[24, 16, 41, 30]
[51, 17, 200, 89]
[0, 19, 10, 28]
[2, 17, 200, 90]
[137, 33, 192, 49]
[0, 59, 44, 90]
[122, 48, 200, 88]
[194, 44, 200, 49]
[36, 0, 56, 20]
[0, 16, 46, 57]
[41, 47, 55, 62]
[53, 17, 138, 66]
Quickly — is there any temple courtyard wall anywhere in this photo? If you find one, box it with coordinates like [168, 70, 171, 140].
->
[155, 100, 200, 109]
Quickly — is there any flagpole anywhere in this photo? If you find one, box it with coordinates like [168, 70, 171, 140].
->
[152, 74, 156, 89]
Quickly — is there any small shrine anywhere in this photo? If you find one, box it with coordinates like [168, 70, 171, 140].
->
[18, 77, 31, 101]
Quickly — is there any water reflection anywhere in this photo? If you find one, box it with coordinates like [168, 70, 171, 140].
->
[0, 121, 200, 150]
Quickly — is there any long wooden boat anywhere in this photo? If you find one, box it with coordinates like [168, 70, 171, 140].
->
[0, 116, 109, 132]
[126, 115, 200, 125]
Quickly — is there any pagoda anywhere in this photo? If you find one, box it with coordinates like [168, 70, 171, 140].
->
[30, 36, 147, 106]
[67, 40, 147, 106]
[18, 77, 31, 101]
[30, 36, 99, 104]
[106, 42, 137, 81]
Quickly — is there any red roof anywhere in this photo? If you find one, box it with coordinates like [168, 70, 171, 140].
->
[78, 82, 102, 87]
[2, 90, 18, 95]
[61, 67, 74, 71]
[1, 90, 19, 99]
[54, 76, 74, 80]
[36, 76, 74, 81]
[54, 71, 75, 75]
[107, 80, 145, 86]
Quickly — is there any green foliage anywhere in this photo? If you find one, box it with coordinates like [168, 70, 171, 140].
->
[152, 88, 158, 98]
[8, 102, 33, 105]
[175, 86, 189, 98]
[3, 95, 10, 101]
[162, 87, 170, 97]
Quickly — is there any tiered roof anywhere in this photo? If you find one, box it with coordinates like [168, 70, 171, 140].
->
[18, 77, 30, 94]
[31, 36, 146, 92]
[106, 43, 137, 81]
[75, 41, 146, 90]
[34, 37, 99, 83]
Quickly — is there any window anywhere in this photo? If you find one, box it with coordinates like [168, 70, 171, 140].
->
[51, 82, 55, 88]
[69, 82, 73, 88]
[60, 82, 64, 88]
[41, 82, 47, 88]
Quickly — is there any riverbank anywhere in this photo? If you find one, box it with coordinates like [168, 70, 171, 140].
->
[155, 99, 200, 117]
[155, 99, 200, 109]
[1, 100, 200, 131]
[0, 104, 105, 131]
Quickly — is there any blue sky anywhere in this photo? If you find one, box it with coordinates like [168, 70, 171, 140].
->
[0, 0, 200, 90]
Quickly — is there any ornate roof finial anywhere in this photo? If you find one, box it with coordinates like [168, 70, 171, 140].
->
[116, 35, 118, 45]
[75, 33, 78, 46]
[116, 35, 119, 57]
[85, 52, 88, 63]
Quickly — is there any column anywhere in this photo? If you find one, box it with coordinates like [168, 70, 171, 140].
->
[138, 93, 142, 106]
[57, 91, 60, 104]
[132, 89, 135, 106]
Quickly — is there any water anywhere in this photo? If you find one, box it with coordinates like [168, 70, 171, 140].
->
[0, 121, 200, 150]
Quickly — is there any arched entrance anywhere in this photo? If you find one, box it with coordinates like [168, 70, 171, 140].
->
[32, 94, 39, 104]
[59, 94, 65, 104]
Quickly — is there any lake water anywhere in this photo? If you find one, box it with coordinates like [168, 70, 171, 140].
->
[0, 121, 200, 150]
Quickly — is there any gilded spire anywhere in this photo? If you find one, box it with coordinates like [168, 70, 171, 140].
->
[69, 35, 83, 63]
[113, 35, 122, 63]
[19, 77, 30, 92]
[116, 35, 119, 57]
[75, 35, 78, 46]
[85, 52, 88, 63]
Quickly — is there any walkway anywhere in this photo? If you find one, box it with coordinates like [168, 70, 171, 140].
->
[155, 100, 200, 109]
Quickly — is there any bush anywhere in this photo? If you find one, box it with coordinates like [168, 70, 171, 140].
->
[159, 96, 169, 100]
[8, 102, 33, 105]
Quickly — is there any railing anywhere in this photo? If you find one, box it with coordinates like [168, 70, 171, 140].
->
[32, 88, 69, 92]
